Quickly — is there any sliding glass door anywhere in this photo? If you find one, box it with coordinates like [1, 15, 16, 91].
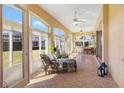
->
[2, 5, 24, 87]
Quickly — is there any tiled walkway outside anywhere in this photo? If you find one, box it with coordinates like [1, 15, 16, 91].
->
[26, 53, 118, 88]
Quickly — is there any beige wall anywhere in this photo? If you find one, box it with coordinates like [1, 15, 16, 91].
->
[106, 5, 124, 87]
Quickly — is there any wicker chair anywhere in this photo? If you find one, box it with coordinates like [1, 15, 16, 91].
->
[40, 54, 59, 75]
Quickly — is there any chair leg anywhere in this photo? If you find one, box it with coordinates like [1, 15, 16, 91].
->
[45, 67, 49, 75]
[75, 63, 77, 72]
[45, 70, 47, 75]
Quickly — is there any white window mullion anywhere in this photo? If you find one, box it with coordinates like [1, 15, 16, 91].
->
[83, 40, 85, 47]
[59, 38, 61, 50]
[9, 31, 13, 67]
[45, 38, 48, 54]
[39, 36, 41, 56]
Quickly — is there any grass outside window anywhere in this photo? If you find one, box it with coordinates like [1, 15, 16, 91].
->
[3, 51, 22, 68]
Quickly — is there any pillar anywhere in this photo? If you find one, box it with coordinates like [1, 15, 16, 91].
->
[102, 4, 109, 64]
[20, 5, 30, 87]
[96, 31, 102, 60]
[72, 33, 76, 53]
[48, 26, 54, 54]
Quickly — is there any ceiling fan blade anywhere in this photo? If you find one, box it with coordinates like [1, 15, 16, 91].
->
[77, 20, 86, 23]
[73, 18, 86, 23]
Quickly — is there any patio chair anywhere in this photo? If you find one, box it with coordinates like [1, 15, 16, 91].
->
[40, 54, 60, 75]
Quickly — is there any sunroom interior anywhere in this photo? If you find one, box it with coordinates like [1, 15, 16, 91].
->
[0, 4, 124, 88]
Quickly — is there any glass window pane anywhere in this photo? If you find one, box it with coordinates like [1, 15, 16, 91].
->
[3, 31, 9, 67]
[13, 32, 22, 64]
[31, 17, 48, 32]
[53, 28, 64, 36]
[53, 28, 65, 52]
[41, 36, 48, 54]
[32, 35, 39, 61]
[2, 5, 22, 24]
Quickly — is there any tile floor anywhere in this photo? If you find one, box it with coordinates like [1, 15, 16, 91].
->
[26, 53, 118, 88]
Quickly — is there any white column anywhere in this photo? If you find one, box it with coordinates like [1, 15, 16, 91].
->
[58, 37, 60, 50]
[9, 31, 13, 67]
[29, 14, 33, 74]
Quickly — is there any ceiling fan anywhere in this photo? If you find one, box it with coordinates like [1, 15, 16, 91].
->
[73, 11, 86, 25]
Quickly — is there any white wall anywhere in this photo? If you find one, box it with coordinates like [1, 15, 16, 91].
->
[30, 59, 43, 74]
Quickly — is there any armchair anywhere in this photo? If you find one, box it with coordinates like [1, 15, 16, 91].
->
[40, 54, 59, 75]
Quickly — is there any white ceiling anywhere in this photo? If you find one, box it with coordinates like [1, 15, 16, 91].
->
[39, 4, 102, 32]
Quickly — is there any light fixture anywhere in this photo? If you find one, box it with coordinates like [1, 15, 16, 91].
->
[73, 10, 87, 34]
[73, 11, 86, 25]
[80, 28, 83, 32]
[80, 26, 83, 33]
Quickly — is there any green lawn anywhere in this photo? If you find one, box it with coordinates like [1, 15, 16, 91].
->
[32, 50, 45, 61]
[3, 50, 46, 68]
[3, 52, 10, 68]
[3, 51, 22, 68]
[32, 50, 39, 61]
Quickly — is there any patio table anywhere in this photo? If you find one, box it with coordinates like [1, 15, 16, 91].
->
[58, 58, 77, 72]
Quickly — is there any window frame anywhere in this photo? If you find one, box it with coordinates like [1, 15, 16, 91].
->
[30, 14, 49, 62]
[0, 4, 3, 88]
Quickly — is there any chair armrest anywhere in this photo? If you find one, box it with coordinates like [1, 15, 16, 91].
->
[51, 59, 57, 62]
